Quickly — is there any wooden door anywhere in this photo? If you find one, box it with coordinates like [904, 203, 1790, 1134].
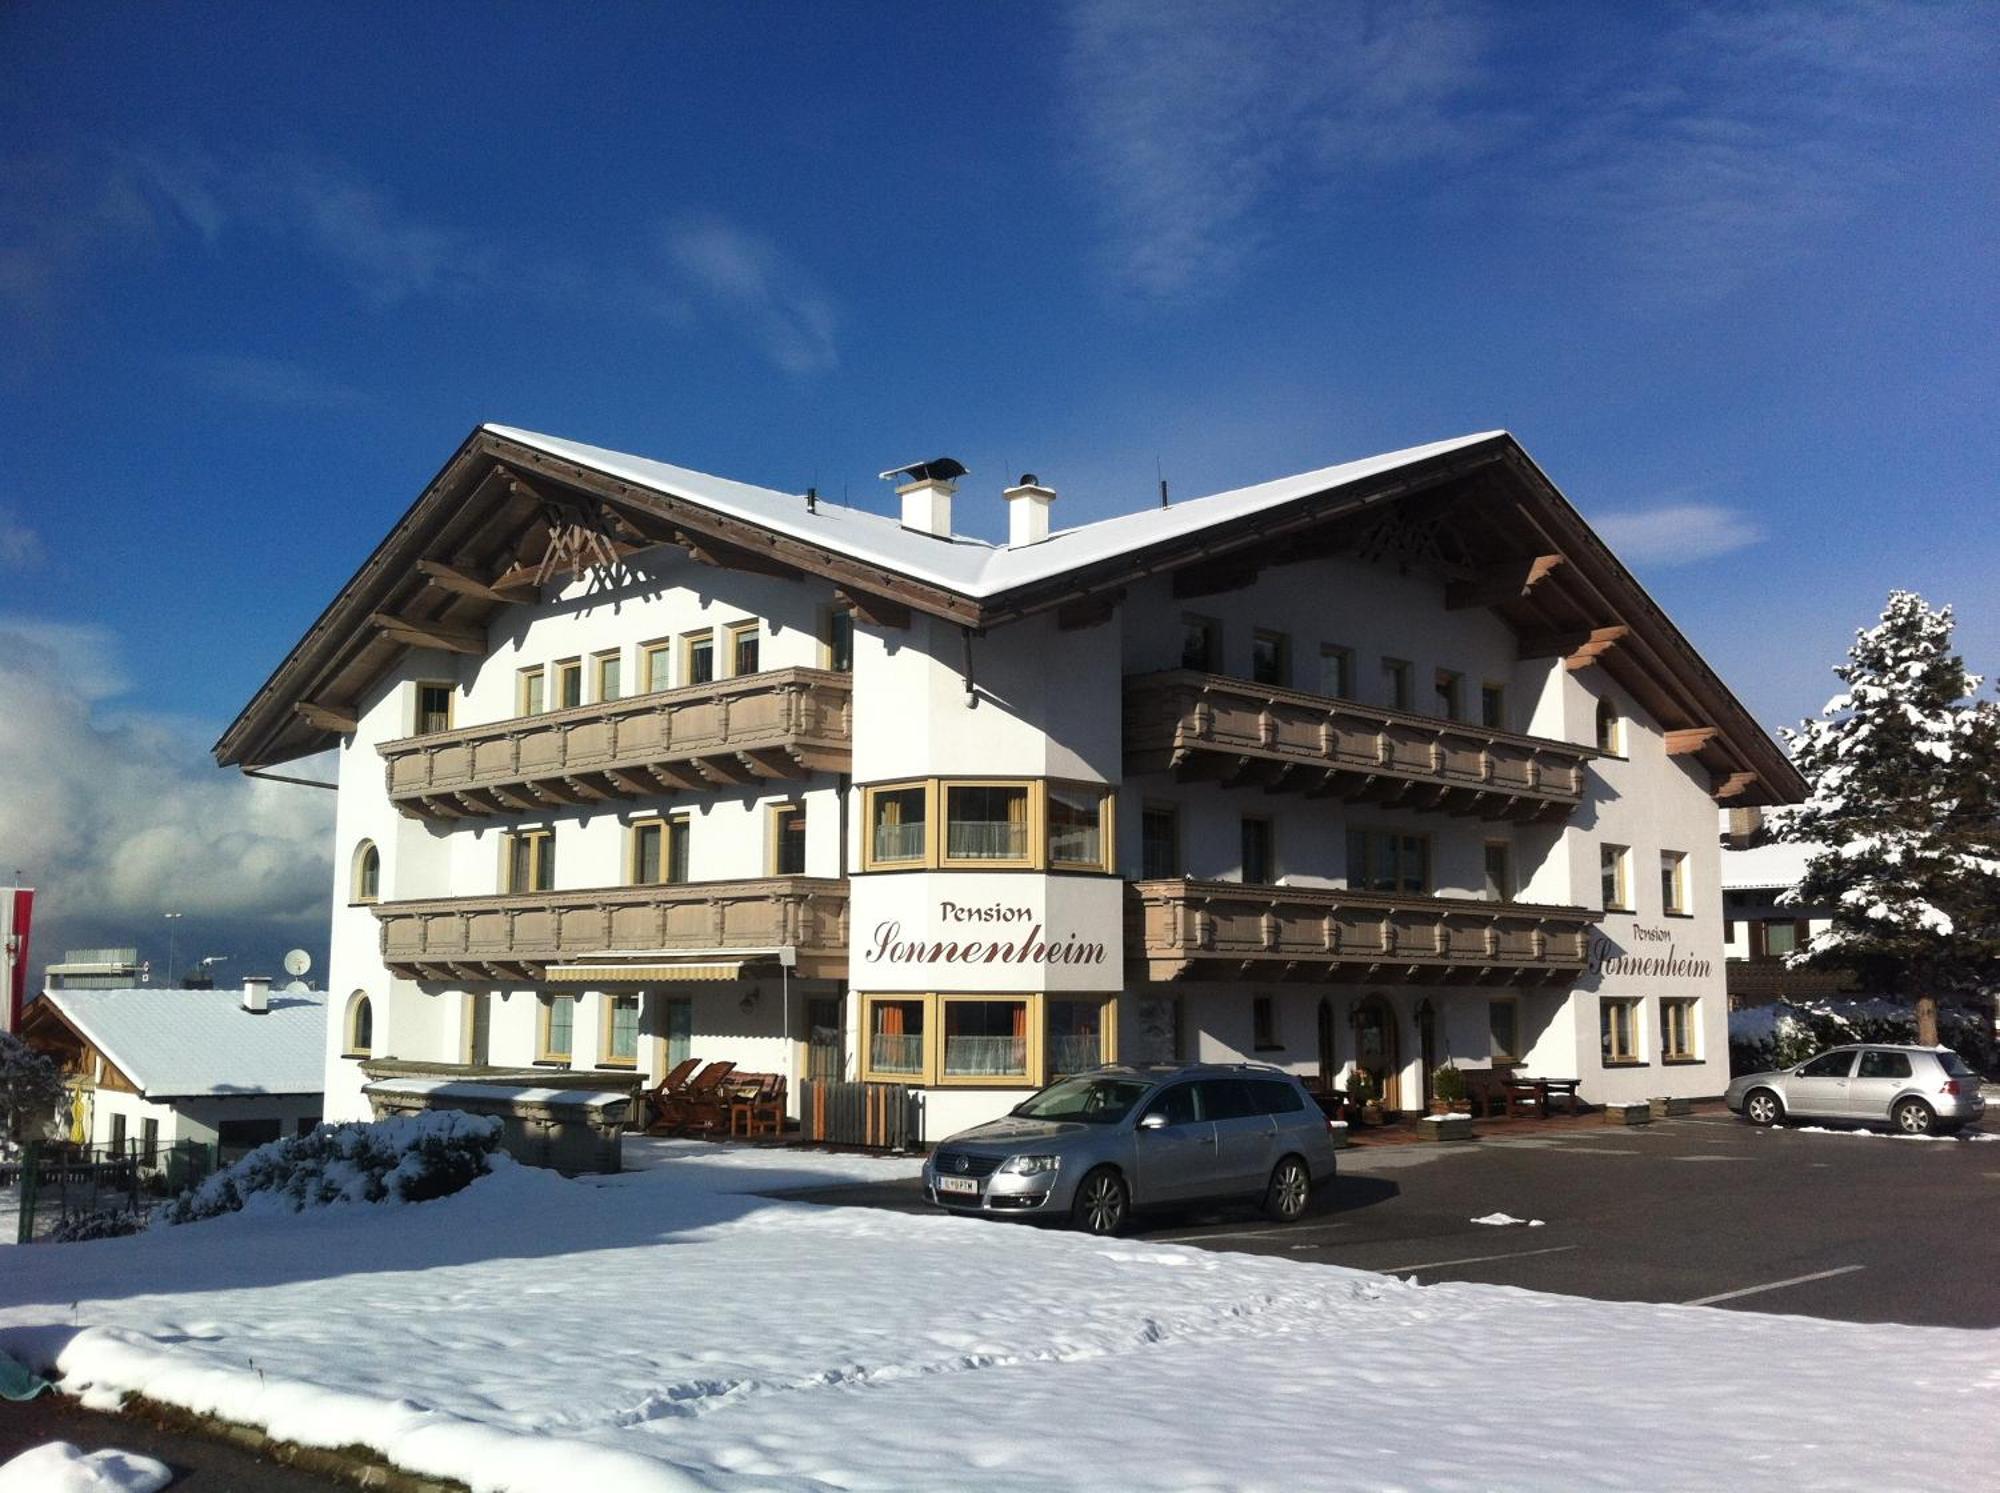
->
[1353, 996, 1401, 1112]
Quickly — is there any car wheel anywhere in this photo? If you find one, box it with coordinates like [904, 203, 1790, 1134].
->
[1892, 1098, 1936, 1136]
[1743, 1089, 1784, 1127]
[1262, 1155, 1312, 1223]
[1071, 1166, 1129, 1236]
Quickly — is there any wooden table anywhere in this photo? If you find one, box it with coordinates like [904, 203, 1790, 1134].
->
[1506, 1076, 1582, 1118]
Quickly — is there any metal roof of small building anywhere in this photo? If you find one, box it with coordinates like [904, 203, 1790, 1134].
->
[39, 987, 326, 1099]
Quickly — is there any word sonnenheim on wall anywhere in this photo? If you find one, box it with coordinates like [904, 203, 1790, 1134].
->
[1589, 924, 1713, 981]
[864, 900, 1109, 968]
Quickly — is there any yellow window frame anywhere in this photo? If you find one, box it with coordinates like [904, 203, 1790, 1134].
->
[724, 619, 760, 677]
[1046, 782, 1116, 874]
[681, 628, 716, 686]
[641, 639, 673, 693]
[593, 649, 623, 702]
[536, 994, 575, 1064]
[857, 992, 1119, 1087]
[768, 801, 807, 876]
[599, 993, 641, 1069]
[503, 828, 555, 894]
[1662, 998, 1698, 1062]
[517, 665, 546, 716]
[554, 657, 584, 711]
[862, 780, 936, 871]
[1488, 996, 1522, 1063]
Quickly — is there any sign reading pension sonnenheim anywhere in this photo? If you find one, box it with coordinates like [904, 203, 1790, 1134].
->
[1588, 924, 1714, 981]
[847, 873, 1124, 993]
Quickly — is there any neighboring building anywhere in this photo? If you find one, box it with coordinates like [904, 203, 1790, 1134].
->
[1718, 807, 1850, 1009]
[44, 948, 145, 991]
[19, 979, 324, 1156]
[214, 424, 1802, 1139]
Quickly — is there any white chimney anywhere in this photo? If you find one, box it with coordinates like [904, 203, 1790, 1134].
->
[1004, 474, 1057, 548]
[880, 458, 966, 539]
[242, 975, 271, 1015]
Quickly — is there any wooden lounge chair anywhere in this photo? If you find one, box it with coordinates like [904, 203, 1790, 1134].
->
[654, 1060, 736, 1136]
[642, 1058, 703, 1133]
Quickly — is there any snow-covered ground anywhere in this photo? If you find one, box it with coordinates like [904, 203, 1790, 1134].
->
[2, 1141, 1996, 1492]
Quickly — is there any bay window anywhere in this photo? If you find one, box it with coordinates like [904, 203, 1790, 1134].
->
[944, 783, 1030, 864]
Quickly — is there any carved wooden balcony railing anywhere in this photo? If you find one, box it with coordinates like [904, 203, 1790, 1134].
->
[1129, 879, 1598, 985]
[1124, 671, 1593, 823]
[380, 667, 852, 821]
[373, 877, 849, 982]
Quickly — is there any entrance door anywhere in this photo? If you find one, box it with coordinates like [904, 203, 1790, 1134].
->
[1353, 996, 1401, 1112]
[1316, 999, 1338, 1090]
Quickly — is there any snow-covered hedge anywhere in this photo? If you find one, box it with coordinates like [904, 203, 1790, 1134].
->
[1729, 998, 1995, 1076]
[49, 1208, 145, 1243]
[157, 1111, 504, 1226]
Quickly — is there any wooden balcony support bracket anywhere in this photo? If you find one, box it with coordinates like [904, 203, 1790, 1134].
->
[296, 700, 358, 734]
[370, 611, 488, 656]
[1664, 726, 1722, 756]
[600, 767, 658, 798]
[1445, 552, 1567, 611]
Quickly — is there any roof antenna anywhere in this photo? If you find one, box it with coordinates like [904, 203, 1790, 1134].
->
[1157, 455, 1169, 509]
[806, 485, 818, 515]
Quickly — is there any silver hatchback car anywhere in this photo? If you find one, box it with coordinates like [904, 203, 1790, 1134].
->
[1726, 1044, 1986, 1135]
[922, 1062, 1340, 1236]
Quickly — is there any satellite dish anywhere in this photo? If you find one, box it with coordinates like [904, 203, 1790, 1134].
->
[283, 948, 312, 977]
[283, 979, 311, 994]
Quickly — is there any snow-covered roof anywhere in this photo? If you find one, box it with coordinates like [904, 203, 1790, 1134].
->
[1720, 839, 1817, 891]
[41, 987, 326, 1099]
[486, 424, 1501, 600]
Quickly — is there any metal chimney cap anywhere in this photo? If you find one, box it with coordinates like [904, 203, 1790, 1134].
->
[879, 457, 967, 485]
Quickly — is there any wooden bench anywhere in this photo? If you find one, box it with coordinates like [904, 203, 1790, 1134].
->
[727, 1074, 788, 1138]
[1463, 1067, 1517, 1120]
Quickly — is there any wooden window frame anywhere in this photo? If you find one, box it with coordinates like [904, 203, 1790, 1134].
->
[350, 840, 381, 905]
[1660, 850, 1690, 916]
[1482, 840, 1512, 903]
[860, 994, 936, 1083]
[768, 801, 807, 877]
[941, 780, 1038, 869]
[681, 629, 716, 687]
[863, 780, 935, 871]
[1601, 844, 1631, 912]
[1250, 628, 1291, 688]
[1661, 997, 1699, 1063]
[414, 680, 455, 735]
[1318, 644, 1356, 700]
[1382, 657, 1414, 711]
[1600, 997, 1643, 1066]
[724, 619, 760, 678]
[1240, 813, 1277, 884]
[1046, 782, 1115, 874]
[936, 993, 1038, 1087]
[858, 992, 1120, 1088]
[1251, 994, 1281, 1052]
[536, 994, 575, 1065]
[462, 992, 491, 1066]
[818, 606, 855, 671]
[1045, 993, 1119, 1078]
[503, 828, 556, 894]
[1180, 613, 1222, 673]
[630, 815, 690, 885]
[860, 779, 1120, 873]
[554, 657, 584, 711]
[1596, 698, 1624, 756]
[1140, 799, 1182, 880]
[641, 639, 673, 694]
[1480, 682, 1507, 731]
[1348, 826, 1433, 895]
[1488, 997, 1522, 1063]
[593, 649, 623, 703]
[598, 993, 641, 1070]
[517, 665, 546, 716]
[343, 992, 374, 1059]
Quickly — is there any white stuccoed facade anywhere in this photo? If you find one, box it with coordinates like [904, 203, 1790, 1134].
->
[227, 424, 1792, 1141]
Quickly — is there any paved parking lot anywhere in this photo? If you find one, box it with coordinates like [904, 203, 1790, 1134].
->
[790, 1117, 2000, 1328]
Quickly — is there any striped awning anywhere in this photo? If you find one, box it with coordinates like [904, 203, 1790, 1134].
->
[545, 961, 745, 985]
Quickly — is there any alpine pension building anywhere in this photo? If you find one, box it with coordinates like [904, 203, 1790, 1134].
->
[216, 426, 1803, 1138]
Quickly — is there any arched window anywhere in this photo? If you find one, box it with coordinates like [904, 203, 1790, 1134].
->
[346, 993, 374, 1057]
[1595, 699, 1622, 755]
[352, 841, 381, 903]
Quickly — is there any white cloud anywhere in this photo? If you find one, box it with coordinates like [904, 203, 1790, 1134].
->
[662, 213, 839, 374]
[0, 508, 43, 572]
[1590, 503, 1764, 566]
[0, 617, 331, 943]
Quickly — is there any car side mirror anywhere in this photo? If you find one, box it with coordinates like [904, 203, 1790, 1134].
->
[1138, 1112, 1168, 1131]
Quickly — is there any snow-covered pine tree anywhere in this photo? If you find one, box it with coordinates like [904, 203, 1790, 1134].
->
[0, 1030, 65, 1151]
[1777, 591, 2000, 1046]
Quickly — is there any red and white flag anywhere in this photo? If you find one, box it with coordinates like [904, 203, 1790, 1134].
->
[0, 887, 32, 1033]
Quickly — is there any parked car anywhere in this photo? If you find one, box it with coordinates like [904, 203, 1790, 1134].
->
[1725, 1045, 1986, 1135]
[921, 1062, 1340, 1236]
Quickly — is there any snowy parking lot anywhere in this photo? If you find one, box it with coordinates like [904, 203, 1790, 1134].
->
[3, 1138, 1997, 1492]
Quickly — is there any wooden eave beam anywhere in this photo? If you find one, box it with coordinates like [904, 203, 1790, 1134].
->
[1172, 554, 1261, 600]
[1714, 771, 1760, 801]
[295, 700, 357, 733]
[1517, 624, 1628, 670]
[370, 612, 487, 656]
[1446, 553, 1566, 611]
[1663, 726, 1722, 756]
[417, 560, 512, 603]
[673, 529, 802, 579]
[834, 588, 911, 630]
[1056, 589, 1123, 631]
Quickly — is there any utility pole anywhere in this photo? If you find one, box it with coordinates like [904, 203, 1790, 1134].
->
[163, 911, 184, 988]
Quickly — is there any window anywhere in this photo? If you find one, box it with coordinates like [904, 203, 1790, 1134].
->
[631, 817, 690, 885]
[1480, 683, 1507, 731]
[770, 803, 807, 876]
[416, 682, 454, 734]
[866, 998, 927, 1077]
[602, 994, 639, 1068]
[345, 993, 373, 1057]
[1600, 844, 1630, 911]
[945, 783, 1030, 863]
[1434, 669, 1464, 721]
[594, 650, 623, 702]
[1600, 998, 1640, 1064]
[140, 1117, 159, 1165]
[726, 620, 760, 677]
[661, 997, 693, 1071]
[466, 993, 491, 1065]
[538, 995, 574, 1063]
[1758, 920, 1803, 958]
[942, 998, 1029, 1080]
[110, 1112, 126, 1157]
[1319, 645, 1355, 699]
[1489, 999, 1521, 1063]
[1797, 1049, 1854, 1080]
[821, 608, 854, 671]
[1347, 828, 1430, 893]
[1047, 998, 1109, 1075]
[642, 640, 673, 693]
[555, 657, 583, 710]
[1251, 629, 1290, 687]
[1660, 851, 1688, 914]
[1596, 698, 1622, 754]
[1180, 615, 1221, 672]
[1483, 841, 1512, 902]
[1047, 784, 1109, 870]
[1141, 803, 1181, 879]
[1240, 816, 1274, 883]
[1252, 995, 1280, 1051]
[1857, 1050, 1911, 1080]
[517, 666, 546, 716]
[505, 829, 556, 893]
[1661, 999, 1697, 1062]
[868, 784, 929, 866]
[1382, 658, 1413, 711]
[352, 840, 381, 903]
[683, 630, 715, 686]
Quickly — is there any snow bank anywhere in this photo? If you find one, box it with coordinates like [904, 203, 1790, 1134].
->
[0, 1441, 170, 1493]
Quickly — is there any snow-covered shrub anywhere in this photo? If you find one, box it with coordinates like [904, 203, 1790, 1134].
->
[1, 1031, 65, 1148]
[1729, 998, 1995, 1077]
[49, 1207, 144, 1243]
[157, 1111, 503, 1226]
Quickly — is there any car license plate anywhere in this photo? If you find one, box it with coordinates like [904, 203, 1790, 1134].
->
[936, 1175, 979, 1196]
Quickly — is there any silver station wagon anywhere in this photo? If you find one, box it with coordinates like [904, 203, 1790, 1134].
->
[922, 1062, 1340, 1235]
[1726, 1044, 1987, 1135]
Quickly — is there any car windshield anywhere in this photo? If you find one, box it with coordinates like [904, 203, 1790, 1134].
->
[1012, 1076, 1153, 1124]
[1936, 1050, 1976, 1078]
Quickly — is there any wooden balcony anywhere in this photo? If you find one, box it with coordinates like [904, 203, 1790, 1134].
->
[380, 667, 851, 821]
[373, 876, 849, 982]
[1129, 878, 1598, 985]
[1124, 671, 1593, 823]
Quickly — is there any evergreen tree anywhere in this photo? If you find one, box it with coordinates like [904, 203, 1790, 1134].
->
[1778, 592, 2000, 1045]
[0, 1030, 65, 1150]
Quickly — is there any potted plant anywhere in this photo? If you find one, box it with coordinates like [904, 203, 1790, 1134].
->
[1429, 1062, 1469, 1116]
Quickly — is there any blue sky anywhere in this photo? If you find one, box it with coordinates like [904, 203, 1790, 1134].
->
[2, 1, 1995, 979]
